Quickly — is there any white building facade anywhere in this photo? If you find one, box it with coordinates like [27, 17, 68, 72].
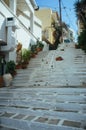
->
[0, 0, 42, 62]
[63, 27, 74, 43]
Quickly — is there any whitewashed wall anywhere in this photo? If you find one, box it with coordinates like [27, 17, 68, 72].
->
[0, 0, 42, 62]
[17, 12, 42, 48]
[0, 13, 6, 42]
[34, 16, 42, 41]
[0, 1, 16, 62]
[16, 14, 31, 49]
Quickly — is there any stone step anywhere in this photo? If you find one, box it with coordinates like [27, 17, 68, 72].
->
[3, 44, 85, 129]
[12, 44, 86, 87]
[0, 117, 84, 130]
[0, 87, 86, 130]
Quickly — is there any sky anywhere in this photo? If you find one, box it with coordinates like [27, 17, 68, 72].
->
[35, 0, 78, 41]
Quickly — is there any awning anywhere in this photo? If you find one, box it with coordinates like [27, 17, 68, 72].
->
[0, 39, 7, 46]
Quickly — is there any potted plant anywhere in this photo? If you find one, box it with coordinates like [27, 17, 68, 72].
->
[22, 49, 31, 69]
[31, 45, 36, 58]
[3, 60, 16, 87]
[30, 44, 37, 57]
[36, 40, 44, 52]
[16, 43, 22, 69]
[15, 62, 22, 69]
[5, 60, 16, 77]
[0, 75, 4, 87]
[0, 76, 4, 87]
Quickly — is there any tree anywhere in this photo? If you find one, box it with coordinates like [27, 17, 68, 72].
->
[74, 0, 86, 52]
[78, 29, 86, 51]
[74, 0, 86, 28]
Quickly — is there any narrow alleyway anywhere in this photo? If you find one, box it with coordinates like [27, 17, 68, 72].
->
[0, 43, 86, 130]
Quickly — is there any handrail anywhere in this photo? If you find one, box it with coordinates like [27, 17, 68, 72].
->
[0, 11, 6, 18]
[0, 0, 38, 40]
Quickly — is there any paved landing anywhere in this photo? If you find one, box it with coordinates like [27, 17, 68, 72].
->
[0, 87, 86, 130]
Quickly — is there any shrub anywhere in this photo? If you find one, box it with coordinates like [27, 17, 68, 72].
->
[6, 61, 16, 75]
[22, 49, 31, 63]
[30, 45, 37, 53]
[36, 40, 44, 49]
[78, 29, 86, 52]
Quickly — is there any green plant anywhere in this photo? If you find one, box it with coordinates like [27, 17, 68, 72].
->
[22, 49, 31, 63]
[78, 29, 86, 52]
[0, 57, 2, 66]
[0, 57, 2, 63]
[36, 40, 44, 49]
[74, 0, 86, 28]
[31, 44, 37, 53]
[5, 60, 16, 75]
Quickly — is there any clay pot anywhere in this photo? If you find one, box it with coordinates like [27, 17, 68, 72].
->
[3, 73, 13, 87]
[55, 56, 63, 61]
[16, 64, 22, 69]
[0, 76, 4, 87]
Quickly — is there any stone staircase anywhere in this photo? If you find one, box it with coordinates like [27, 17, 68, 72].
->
[0, 43, 86, 130]
[12, 43, 86, 88]
[0, 86, 86, 130]
[12, 51, 49, 87]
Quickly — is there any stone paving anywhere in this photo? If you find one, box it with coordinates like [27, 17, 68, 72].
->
[0, 43, 86, 130]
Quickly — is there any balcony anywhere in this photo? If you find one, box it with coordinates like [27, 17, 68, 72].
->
[6, 17, 20, 29]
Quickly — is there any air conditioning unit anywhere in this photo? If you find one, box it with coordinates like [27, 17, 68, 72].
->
[6, 17, 20, 29]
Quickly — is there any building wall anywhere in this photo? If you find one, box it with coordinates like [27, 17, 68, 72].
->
[34, 16, 42, 41]
[16, 9, 42, 48]
[0, 0, 42, 63]
[35, 8, 59, 44]
[0, 1, 16, 62]
[78, 20, 84, 35]
[35, 8, 53, 43]
[0, 13, 6, 42]
[63, 27, 74, 43]
[16, 11, 32, 49]
[35, 8, 52, 29]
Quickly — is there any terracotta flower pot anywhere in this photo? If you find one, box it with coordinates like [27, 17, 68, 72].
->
[55, 56, 63, 61]
[36, 47, 42, 52]
[16, 64, 22, 69]
[31, 54, 36, 58]
[22, 64, 27, 69]
[0, 76, 4, 87]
